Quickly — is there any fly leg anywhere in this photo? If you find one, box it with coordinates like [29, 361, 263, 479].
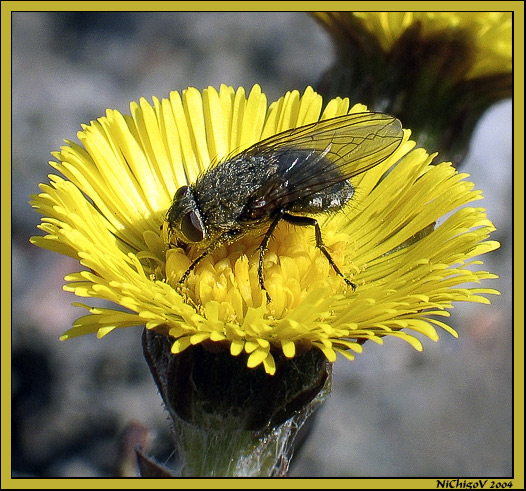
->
[179, 229, 242, 287]
[281, 213, 356, 291]
[179, 248, 210, 285]
[258, 213, 283, 303]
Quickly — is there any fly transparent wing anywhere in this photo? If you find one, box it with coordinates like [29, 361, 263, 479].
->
[237, 112, 404, 209]
[250, 112, 403, 178]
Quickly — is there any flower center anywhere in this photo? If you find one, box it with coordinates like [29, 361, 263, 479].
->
[164, 219, 355, 322]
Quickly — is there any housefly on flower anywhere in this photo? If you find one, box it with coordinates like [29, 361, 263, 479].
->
[166, 112, 404, 301]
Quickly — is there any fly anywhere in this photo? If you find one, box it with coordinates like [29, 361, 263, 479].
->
[166, 112, 404, 301]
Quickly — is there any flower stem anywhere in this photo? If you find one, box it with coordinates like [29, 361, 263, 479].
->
[142, 329, 332, 477]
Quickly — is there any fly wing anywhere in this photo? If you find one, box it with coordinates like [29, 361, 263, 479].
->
[238, 112, 404, 210]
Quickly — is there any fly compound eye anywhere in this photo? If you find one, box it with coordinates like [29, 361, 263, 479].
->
[175, 185, 189, 200]
[181, 210, 205, 242]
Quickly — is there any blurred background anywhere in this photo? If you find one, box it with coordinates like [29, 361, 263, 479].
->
[11, 11, 513, 478]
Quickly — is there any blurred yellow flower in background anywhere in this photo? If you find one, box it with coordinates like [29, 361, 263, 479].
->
[312, 12, 512, 163]
[315, 12, 512, 79]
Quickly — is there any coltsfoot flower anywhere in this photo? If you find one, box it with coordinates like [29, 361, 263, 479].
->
[30, 85, 500, 376]
[314, 12, 512, 80]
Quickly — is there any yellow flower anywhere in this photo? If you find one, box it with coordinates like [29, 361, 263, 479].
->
[30, 85, 499, 375]
[314, 11, 512, 80]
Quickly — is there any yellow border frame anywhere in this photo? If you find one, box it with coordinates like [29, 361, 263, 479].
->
[2, 2, 523, 489]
